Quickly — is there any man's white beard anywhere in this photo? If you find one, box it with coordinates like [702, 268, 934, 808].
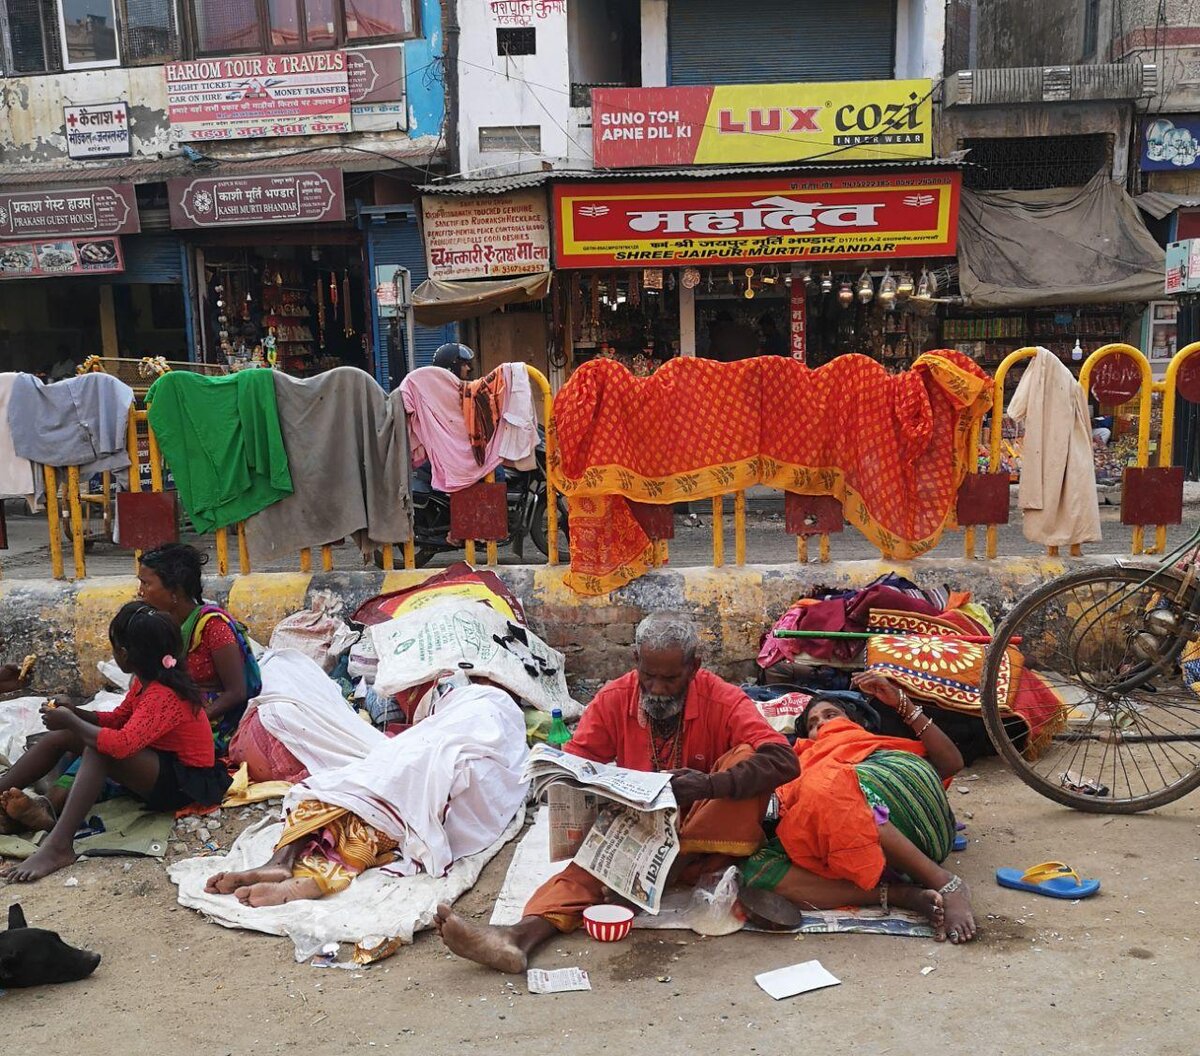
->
[641, 690, 685, 724]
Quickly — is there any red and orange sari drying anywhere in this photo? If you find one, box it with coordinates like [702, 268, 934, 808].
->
[549, 352, 992, 595]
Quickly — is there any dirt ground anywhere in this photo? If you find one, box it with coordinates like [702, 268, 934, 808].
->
[3, 757, 1197, 1055]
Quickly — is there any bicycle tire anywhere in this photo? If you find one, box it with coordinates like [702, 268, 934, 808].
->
[980, 563, 1200, 813]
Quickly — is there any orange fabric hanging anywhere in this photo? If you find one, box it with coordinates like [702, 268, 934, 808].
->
[461, 367, 506, 466]
[550, 352, 993, 595]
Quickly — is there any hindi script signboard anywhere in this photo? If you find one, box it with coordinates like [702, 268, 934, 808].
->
[422, 189, 551, 279]
[167, 171, 345, 228]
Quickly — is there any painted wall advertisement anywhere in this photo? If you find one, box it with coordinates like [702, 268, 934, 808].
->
[0, 184, 139, 240]
[422, 189, 551, 279]
[0, 237, 124, 279]
[591, 80, 933, 168]
[553, 173, 960, 268]
[167, 170, 345, 228]
[488, 0, 566, 25]
[64, 103, 130, 159]
[164, 52, 351, 142]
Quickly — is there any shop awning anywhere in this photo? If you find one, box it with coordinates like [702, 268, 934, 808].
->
[1134, 190, 1200, 220]
[411, 273, 552, 325]
[957, 175, 1166, 309]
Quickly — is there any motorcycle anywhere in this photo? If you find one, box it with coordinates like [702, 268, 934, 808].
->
[410, 432, 569, 567]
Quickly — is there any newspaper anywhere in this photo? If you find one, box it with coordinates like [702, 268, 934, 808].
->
[523, 744, 679, 914]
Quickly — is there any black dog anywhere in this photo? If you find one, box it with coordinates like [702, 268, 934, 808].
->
[0, 904, 101, 988]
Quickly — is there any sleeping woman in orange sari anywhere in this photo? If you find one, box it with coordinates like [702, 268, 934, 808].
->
[742, 671, 978, 944]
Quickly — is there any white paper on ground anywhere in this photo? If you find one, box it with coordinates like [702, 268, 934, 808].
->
[527, 967, 591, 994]
[755, 960, 841, 1000]
[489, 806, 568, 926]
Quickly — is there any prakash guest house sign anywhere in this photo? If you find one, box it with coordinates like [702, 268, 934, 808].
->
[167, 171, 346, 228]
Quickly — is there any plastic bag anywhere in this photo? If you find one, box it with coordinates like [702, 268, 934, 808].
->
[347, 635, 379, 683]
[681, 866, 745, 936]
[268, 590, 353, 672]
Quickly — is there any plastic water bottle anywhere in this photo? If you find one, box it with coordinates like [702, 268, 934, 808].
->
[547, 707, 572, 746]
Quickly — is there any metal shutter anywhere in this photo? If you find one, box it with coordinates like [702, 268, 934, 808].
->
[111, 234, 184, 284]
[365, 212, 457, 389]
[668, 0, 898, 85]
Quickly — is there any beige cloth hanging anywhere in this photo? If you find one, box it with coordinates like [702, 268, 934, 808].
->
[1007, 347, 1102, 548]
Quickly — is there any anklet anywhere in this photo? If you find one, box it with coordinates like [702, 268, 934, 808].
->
[939, 874, 964, 895]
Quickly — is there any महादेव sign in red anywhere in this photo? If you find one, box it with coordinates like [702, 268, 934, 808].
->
[167, 170, 345, 228]
[553, 173, 960, 268]
[164, 51, 351, 142]
[0, 184, 139, 241]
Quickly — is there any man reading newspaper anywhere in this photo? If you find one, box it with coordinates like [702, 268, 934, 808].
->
[436, 613, 798, 974]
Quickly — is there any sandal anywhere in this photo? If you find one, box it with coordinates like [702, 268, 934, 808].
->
[995, 861, 1099, 899]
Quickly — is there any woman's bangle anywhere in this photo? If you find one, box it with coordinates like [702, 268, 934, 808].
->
[914, 716, 934, 737]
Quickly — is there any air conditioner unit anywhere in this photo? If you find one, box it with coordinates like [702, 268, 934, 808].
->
[945, 63, 1157, 106]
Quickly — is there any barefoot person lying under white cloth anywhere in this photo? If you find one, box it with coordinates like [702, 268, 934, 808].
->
[205, 660, 529, 907]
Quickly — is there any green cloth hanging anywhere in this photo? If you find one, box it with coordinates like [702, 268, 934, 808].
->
[146, 370, 293, 533]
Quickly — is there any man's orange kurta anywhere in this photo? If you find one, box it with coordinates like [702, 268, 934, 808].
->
[525, 669, 787, 930]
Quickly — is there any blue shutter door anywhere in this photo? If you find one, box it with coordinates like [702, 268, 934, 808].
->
[111, 234, 185, 284]
[365, 213, 456, 389]
[668, 0, 898, 86]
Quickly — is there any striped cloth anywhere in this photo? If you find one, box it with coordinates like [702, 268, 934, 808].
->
[855, 750, 955, 864]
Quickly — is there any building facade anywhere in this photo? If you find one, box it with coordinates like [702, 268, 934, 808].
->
[0, 0, 453, 386]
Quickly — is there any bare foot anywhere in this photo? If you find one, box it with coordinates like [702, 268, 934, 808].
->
[1, 789, 56, 833]
[205, 865, 292, 895]
[234, 876, 323, 907]
[940, 877, 977, 944]
[434, 903, 528, 975]
[0, 842, 77, 882]
[890, 884, 945, 936]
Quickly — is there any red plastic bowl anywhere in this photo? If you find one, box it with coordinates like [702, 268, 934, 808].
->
[583, 904, 634, 942]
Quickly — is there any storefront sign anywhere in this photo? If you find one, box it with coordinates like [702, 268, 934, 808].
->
[422, 189, 551, 279]
[0, 184, 138, 241]
[488, 0, 566, 25]
[592, 80, 933, 168]
[553, 173, 960, 268]
[789, 269, 806, 362]
[348, 46, 407, 132]
[164, 52, 351, 142]
[0, 237, 124, 279]
[167, 170, 345, 228]
[1142, 116, 1200, 171]
[63, 103, 130, 160]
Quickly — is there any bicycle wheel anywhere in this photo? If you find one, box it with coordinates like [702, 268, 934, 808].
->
[980, 564, 1200, 813]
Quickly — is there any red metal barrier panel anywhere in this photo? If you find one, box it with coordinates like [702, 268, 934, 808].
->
[116, 491, 179, 550]
[449, 481, 509, 541]
[784, 494, 843, 535]
[629, 501, 675, 540]
[956, 474, 1011, 526]
[1121, 467, 1184, 526]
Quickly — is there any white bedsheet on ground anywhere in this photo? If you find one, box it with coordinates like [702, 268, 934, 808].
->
[170, 809, 524, 949]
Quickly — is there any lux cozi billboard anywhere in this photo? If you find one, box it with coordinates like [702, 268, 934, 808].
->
[552, 172, 960, 268]
[591, 80, 933, 168]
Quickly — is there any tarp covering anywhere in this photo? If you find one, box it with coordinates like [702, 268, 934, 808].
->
[957, 176, 1165, 309]
[412, 273, 552, 325]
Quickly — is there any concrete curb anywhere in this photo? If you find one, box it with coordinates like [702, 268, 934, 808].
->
[2, 555, 1121, 696]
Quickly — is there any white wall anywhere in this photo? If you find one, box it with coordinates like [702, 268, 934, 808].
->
[457, 0, 574, 175]
[895, 0, 947, 80]
[640, 0, 668, 87]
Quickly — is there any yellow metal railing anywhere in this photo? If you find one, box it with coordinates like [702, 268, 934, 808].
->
[23, 347, 1200, 580]
[39, 364, 558, 581]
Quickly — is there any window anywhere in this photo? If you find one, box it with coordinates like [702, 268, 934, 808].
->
[1082, 0, 1100, 58]
[479, 125, 541, 152]
[57, 0, 119, 67]
[119, 0, 179, 65]
[3, 0, 57, 72]
[189, 0, 416, 54]
[497, 27, 535, 56]
[961, 134, 1112, 190]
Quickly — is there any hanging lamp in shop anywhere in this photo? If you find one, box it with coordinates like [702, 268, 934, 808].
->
[896, 271, 914, 300]
[837, 278, 855, 308]
[820, 271, 833, 294]
[878, 269, 897, 309]
[856, 270, 874, 305]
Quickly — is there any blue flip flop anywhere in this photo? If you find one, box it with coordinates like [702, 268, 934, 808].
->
[995, 861, 1100, 899]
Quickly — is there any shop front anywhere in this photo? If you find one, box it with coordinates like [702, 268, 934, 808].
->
[549, 168, 961, 374]
[167, 169, 374, 378]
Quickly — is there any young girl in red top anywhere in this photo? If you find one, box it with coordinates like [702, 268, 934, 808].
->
[0, 602, 231, 882]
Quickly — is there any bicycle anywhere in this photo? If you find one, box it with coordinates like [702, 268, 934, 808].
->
[979, 525, 1200, 813]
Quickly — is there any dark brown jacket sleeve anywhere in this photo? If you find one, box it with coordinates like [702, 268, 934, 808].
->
[705, 741, 799, 800]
